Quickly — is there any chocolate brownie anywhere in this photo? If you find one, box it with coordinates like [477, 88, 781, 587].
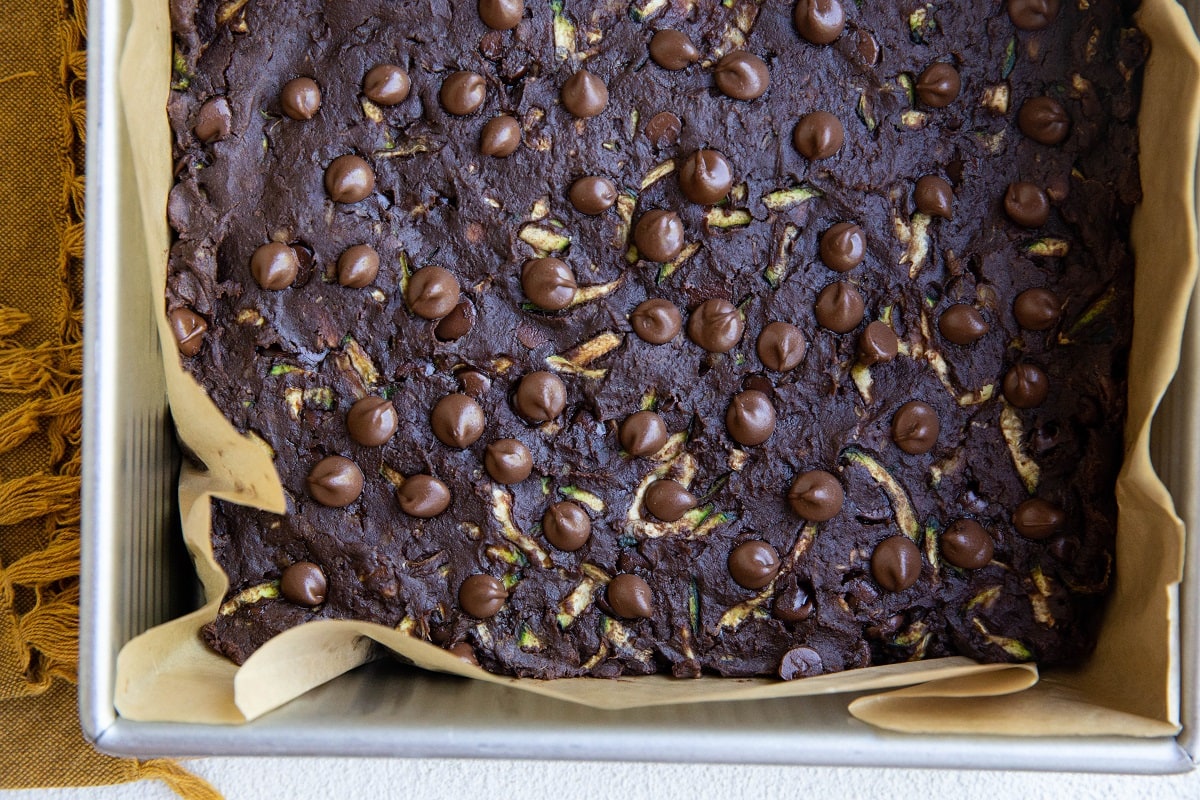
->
[165, 0, 1147, 679]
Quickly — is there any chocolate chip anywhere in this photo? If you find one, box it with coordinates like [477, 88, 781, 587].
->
[643, 111, 682, 146]
[435, 301, 475, 341]
[1019, 96, 1070, 145]
[773, 577, 815, 622]
[916, 63, 961, 108]
[1008, 0, 1060, 31]
[324, 154, 375, 203]
[431, 393, 486, 448]
[941, 519, 994, 569]
[363, 64, 411, 106]
[346, 396, 398, 447]
[459, 574, 507, 618]
[1003, 363, 1049, 408]
[1013, 287, 1062, 330]
[406, 266, 461, 319]
[607, 574, 654, 619]
[814, 282, 865, 333]
[1004, 182, 1050, 228]
[441, 71, 487, 116]
[484, 438, 533, 484]
[631, 298, 683, 344]
[478, 0, 523, 29]
[194, 97, 231, 142]
[1013, 498, 1066, 539]
[644, 479, 697, 522]
[569, 176, 617, 214]
[757, 321, 807, 372]
[634, 210, 685, 262]
[914, 175, 954, 219]
[561, 69, 608, 118]
[858, 321, 898, 365]
[250, 242, 298, 290]
[280, 77, 321, 120]
[938, 304, 989, 345]
[280, 562, 328, 606]
[793, 0, 845, 45]
[678, 150, 733, 205]
[649, 29, 700, 70]
[514, 370, 566, 422]
[398, 474, 451, 518]
[728, 540, 781, 589]
[687, 298, 745, 353]
[480, 115, 522, 157]
[522, 258, 577, 310]
[792, 111, 844, 160]
[446, 641, 480, 666]
[168, 308, 207, 356]
[619, 410, 668, 457]
[726, 390, 776, 446]
[778, 646, 823, 680]
[306, 455, 364, 508]
[891, 400, 939, 455]
[819, 222, 866, 272]
[713, 51, 769, 100]
[856, 29, 881, 65]
[787, 470, 843, 521]
[336, 244, 380, 288]
[543, 501, 591, 551]
[871, 535, 922, 592]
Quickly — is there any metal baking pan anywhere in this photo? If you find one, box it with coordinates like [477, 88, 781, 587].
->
[79, 0, 1200, 771]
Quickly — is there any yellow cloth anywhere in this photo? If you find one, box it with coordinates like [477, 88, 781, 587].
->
[0, 0, 219, 795]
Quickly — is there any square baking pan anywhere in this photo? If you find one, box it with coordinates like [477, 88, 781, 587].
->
[79, 0, 1200, 771]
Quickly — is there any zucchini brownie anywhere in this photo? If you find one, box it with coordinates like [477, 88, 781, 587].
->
[165, 0, 1146, 678]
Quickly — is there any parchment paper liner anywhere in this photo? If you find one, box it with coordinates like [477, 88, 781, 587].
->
[112, 0, 1199, 734]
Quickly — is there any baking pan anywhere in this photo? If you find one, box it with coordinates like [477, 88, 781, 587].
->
[79, 0, 1200, 771]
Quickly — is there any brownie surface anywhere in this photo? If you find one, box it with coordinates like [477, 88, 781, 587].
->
[167, 0, 1146, 678]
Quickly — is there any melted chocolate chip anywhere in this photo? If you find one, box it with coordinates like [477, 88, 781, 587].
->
[484, 438, 533, 484]
[459, 574, 507, 618]
[194, 97, 231, 142]
[478, 0, 523, 29]
[792, 111, 844, 160]
[814, 282, 865, 333]
[543, 501, 591, 551]
[569, 176, 617, 214]
[649, 29, 700, 70]
[607, 574, 654, 619]
[168, 308, 207, 356]
[406, 266, 461, 319]
[514, 371, 566, 422]
[398, 474, 451, 518]
[858, 321, 899, 365]
[431, 393, 486, 448]
[631, 298, 683, 344]
[1013, 287, 1062, 330]
[619, 410, 668, 457]
[280, 77, 321, 120]
[819, 222, 866, 272]
[773, 577, 815, 622]
[891, 401, 940, 454]
[914, 175, 954, 218]
[856, 29, 881, 65]
[446, 641, 480, 666]
[522, 258, 577, 310]
[916, 63, 961, 108]
[280, 562, 328, 606]
[440, 71, 487, 116]
[778, 646, 823, 680]
[728, 540, 781, 589]
[679, 150, 733, 205]
[643, 111, 682, 146]
[458, 369, 491, 397]
[1004, 182, 1050, 228]
[644, 479, 697, 522]
[435, 301, 475, 341]
[1008, 0, 1060, 30]
[687, 298, 745, 353]
[1013, 498, 1066, 539]
[941, 519, 994, 569]
[480, 115, 522, 157]
[561, 70, 608, 118]
[324, 154, 375, 203]
[757, 321, 807, 372]
[787, 470, 843, 521]
[250, 242, 298, 290]
[336, 245, 380, 288]
[306, 455, 364, 508]
[346, 396, 398, 447]
[363, 64, 411, 106]
[871, 535, 922, 592]
[939, 304, 990, 345]
[1019, 96, 1070, 145]
[793, 0, 845, 45]
[714, 51, 769, 100]
[1003, 363, 1050, 408]
[726, 390, 776, 446]
[634, 210, 685, 262]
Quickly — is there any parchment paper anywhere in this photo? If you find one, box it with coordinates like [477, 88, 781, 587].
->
[112, 0, 1200, 734]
